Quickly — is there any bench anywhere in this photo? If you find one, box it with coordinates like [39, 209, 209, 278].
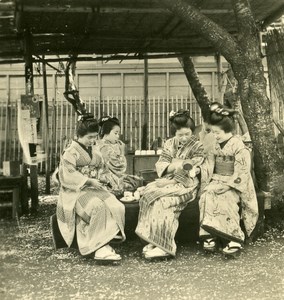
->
[0, 175, 28, 219]
[50, 158, 266, 249]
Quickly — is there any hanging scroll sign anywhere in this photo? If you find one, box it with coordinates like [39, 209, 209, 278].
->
[18, 94, 44, 165]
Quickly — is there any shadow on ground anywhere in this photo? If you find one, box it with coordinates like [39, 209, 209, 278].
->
[1, 190, 284, 300]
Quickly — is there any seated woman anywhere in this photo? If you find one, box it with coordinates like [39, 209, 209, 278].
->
[96, 116, 142, 197]
[56, 117, 125, 262]
[135, 110, 205, 259]
[198, 102, 258, 258]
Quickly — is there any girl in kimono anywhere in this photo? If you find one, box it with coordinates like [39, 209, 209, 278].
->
[135, 110, 204, 259]
[56, 117, 126, 262]
[96, 116, 142, 197]
[199, 102, 258, 257]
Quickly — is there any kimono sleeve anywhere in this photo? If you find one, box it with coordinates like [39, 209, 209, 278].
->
[99, 142, 127, 175]
[155, 139, 173, 177]
[59, 149, 88, 192]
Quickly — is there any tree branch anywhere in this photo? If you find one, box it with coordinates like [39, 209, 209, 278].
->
[178, 56, 211, 121]
[160, 0, 241, 64]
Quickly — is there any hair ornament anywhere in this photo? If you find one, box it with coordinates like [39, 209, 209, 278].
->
[77, 113, 94, 122]
[210, 103, 230, 116]
[101, 116, 111, 122]
[169, 109, 190, 121]
[99, 115, 120, 127]
[169, 110, 176, 118]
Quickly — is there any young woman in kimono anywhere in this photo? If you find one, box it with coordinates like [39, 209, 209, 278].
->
[198, 102, 258, 257]
[56, 117, 126, 262]
[96, 116, 142, 197]
[135, 110, 205, 259]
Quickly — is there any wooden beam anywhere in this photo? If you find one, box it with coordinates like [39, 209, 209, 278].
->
[0, 49, 217, 64]
[21, 4, 233, 14]
[42, 56, 50, 194]
[0, 15, 14, 19]
[23, 29, 39, 214]
[0, 2, 15, 11]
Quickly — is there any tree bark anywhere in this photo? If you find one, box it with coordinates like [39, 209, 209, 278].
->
[178, 56, 211, 121]
[161, 0, 284, 198]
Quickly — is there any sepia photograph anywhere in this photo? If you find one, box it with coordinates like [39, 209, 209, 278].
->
[0, 1, 284, 299]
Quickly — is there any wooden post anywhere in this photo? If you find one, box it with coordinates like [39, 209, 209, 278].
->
[42, 56, 50, 194]
[142, 57, 149, 150]
[4, 75, 11, 161]
[24, 29, 38, 213]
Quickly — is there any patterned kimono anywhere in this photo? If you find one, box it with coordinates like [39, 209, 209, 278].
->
[96, 139, 142, 196]
[135, 135, 204, 256]
[199, 135, 258, 243]
[56, 141, 126, 256]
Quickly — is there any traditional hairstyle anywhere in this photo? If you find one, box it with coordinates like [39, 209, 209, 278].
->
[169, 109, 195, 135]
[99, 116, 120, 138]
[208, 102, 236, 133]
[76, 117, 99, 137]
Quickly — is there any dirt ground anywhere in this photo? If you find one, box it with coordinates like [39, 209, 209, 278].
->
[1, 179, 284, 300]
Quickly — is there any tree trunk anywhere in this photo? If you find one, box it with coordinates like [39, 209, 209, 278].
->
[161, 0, 284, 200]
[178, 56, 211, 121]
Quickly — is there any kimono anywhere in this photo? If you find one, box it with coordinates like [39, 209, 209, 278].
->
[199, 135, 258, 243]
[135, 135, 204, 256]
[56, 141, 126, 256]
[96, 139, 142, 196]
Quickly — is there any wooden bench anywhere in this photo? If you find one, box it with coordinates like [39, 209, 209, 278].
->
[50, 156, 266, 249]
[0, 175, 27, 219]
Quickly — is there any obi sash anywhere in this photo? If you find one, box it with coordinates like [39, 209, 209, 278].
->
[214, 155, 234, 176]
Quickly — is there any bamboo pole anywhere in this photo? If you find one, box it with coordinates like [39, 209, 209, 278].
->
[153, 96, 156, 143]
[130, 96, 133, 151]
[120, 96, 124, 135]
[157, 96, 161, 140]
[125, 97, 128, 144]
[142, 57, 149, 150]
[148, 97, 151, 149]
[162, 97, 165, 139]
[134, 96, 138, 150]
[139, 97, 142, 149]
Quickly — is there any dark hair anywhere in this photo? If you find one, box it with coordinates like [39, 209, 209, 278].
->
[99, 116, 120, 137]
[170, 109, 195, 135]
[208, 102, 236, 133]
[76, 118, 99, 137]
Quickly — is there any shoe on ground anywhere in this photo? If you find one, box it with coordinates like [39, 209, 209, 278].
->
[142, 243, 155, 254]
[222, 241, 242, 255]
[203, 238, 216, 252]
[144, 247, 171, 259]
[94, 244, 121, 261]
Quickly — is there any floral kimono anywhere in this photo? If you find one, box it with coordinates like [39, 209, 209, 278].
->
[96, 139, 142, 196]
[199, 135, 258, 243]
[56, 141, 126, 256]
[135, 135, 204, 256]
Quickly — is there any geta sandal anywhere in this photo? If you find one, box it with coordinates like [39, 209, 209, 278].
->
[203, 238, 216, 253]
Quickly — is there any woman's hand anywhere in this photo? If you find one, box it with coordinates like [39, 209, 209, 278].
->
[206, 183, 230, 194]
[169, 158, 184, 172]
[87, 178, 104, 189]
[155, 178, 176, 187]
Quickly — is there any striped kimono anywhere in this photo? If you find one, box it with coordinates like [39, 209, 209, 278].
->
[135, 135, 204, 256]
[96, 139, 142, 196]
[56, 141, 125, 256]
[199, 135, 258, 243]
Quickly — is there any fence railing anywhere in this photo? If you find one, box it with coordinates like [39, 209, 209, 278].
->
[0, 96, 202, 171]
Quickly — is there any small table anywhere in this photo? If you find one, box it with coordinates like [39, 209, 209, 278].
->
[0, 175, 28, 218]
[133, 155, 159, 175]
